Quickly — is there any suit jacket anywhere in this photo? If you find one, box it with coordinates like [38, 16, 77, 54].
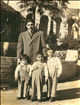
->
[17, 30, 46, 63]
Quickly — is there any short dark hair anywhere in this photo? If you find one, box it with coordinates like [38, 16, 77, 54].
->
[47, 48, 54, 52]
[26, 19, 35, 24]
[36, 51, 43, 57]
[19, 54, 31, 64]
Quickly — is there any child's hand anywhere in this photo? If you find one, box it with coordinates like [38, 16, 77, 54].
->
[33, 66, 39, 70]
[29, 73, 32, 77]
[17, 58, 20, 65]
[57, 74, 61, 78]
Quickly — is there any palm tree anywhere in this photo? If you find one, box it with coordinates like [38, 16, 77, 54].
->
[17, 1, 45, 20]
[7, 0, 9, 5]
[18, 0, 69, 20]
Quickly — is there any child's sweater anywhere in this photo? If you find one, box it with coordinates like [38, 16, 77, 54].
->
[47, 57, 62, 76]
[15, 64, 31, 82]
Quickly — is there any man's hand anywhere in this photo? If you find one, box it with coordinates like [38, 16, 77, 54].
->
[29, 72, 32, 77]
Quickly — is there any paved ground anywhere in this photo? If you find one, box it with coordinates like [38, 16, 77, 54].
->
[1, 76, 80, 105]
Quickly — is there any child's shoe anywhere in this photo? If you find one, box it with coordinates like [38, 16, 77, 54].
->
[21, 97, 25, 99]
[17, 97, 21, 100]
[49, 97, 55, 102]
[26, 91, 30, 100]
[27, 96, 30, 100]
[47, 97, 50, 100]
[37, 99, 42, 102]
[31, 97, 37, 102]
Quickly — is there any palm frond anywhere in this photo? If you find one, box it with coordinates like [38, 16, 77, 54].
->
[20, 8, 27, 13]
[18, 0, 69, 17]
[18, 4, 24, 9]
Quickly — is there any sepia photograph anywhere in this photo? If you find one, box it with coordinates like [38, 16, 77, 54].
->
[1, 0, 80, 105]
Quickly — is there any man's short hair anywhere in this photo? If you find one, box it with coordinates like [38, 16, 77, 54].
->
[26, 19, 35, 24]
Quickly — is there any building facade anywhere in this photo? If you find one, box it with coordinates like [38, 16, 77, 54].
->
[24, 7, 80, 41]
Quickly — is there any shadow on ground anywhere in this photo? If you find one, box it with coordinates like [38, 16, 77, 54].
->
[58, 75, 80, 83]
[42, 88, 80, 101]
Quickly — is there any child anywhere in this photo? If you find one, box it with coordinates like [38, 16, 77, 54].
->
[15, 54, 31, 100]
[30, 51, 48, 102]
[47, 49, 62, 102]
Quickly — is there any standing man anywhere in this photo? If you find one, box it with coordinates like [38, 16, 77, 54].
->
[17, 19, 46, 63]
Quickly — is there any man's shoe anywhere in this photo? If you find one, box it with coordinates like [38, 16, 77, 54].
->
[49, 97, 55, 102]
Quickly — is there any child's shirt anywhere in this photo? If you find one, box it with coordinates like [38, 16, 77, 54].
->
[15, 64, 31, 82]
[47, 57, 62, 76]
[30, 62, 48, 78]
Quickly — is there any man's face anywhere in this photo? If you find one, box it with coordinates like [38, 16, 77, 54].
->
[26, 22, 34, 32]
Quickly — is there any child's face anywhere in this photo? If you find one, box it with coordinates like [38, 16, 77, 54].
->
[36, 54, 43, 62]
[47, 50, 54, 57]
[20, 59, 27, 65]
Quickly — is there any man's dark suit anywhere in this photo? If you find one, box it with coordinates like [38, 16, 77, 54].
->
[17, 30, 46, 63]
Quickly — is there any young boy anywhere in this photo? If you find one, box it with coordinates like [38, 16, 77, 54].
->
[15, 54, 31, 100]
[30, 51, 48, 102]
[47, 49, 62, 102]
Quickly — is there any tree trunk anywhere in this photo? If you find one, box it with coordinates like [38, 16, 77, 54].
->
[7, 0, 9, 5]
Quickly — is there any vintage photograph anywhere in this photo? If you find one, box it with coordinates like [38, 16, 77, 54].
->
[1, 0, 80, 105]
